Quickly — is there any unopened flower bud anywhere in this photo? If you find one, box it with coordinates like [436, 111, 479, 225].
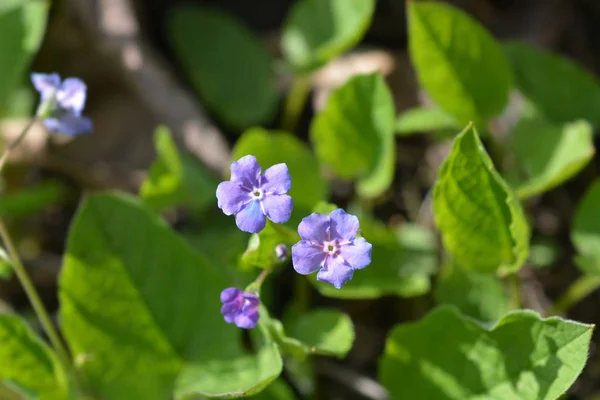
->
[275, 244, 288, 261]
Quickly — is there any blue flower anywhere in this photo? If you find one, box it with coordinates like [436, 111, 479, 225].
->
[291, 209, 372, 289]
[216, 155, 293, 233]
[220, 287, 259, 329]
[31, 73, 93, 136]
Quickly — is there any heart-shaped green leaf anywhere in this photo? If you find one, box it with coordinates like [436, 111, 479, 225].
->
[288, 309, 354, 358]
[508, 102, 594, 199]
[60, 193, 282, 399]
[310, 73, 395, 198]
[233, 128, 328, 221]
[140, 126, 217, 214]
[168, 6, 277, 129]
[281, 0, 375, 73]
[0, 0, 48, 108]
[408, 1, 512, 125]
[433, 124, 529, 274]
[379, 307, 593, 400]
[434, 263, 510, 321]
[0, 314, 71, 400]
[505, 42, 600, 128]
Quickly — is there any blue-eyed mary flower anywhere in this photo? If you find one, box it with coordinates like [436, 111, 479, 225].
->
[292, 209, 372, 289]
[216, 155, 293, 233]
[31, 73, 93, 136]
[220, 287, 260, 329]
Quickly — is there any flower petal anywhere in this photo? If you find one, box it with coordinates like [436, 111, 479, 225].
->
[292, 240, 325, 275]
[298, 213, 330, 242]
[42, 114, 93, 136]
[220, 302, 240, 323]
[317, 256, 354, 289]
[220, 287, 242, 303]
[230, 155, 261, 188]
[339, 238, 372, 270]
[31, 73, 60, 98]
[235, 200, 266, 233]
[234, 310, 259, 329]
[261, 163, 291, 194]
[57, 78, 87, 114]
[262, 194, 293, 224]
[329, 209, 359, 241]
[216, 181, 250, 215]
[242, 295, 259, 315]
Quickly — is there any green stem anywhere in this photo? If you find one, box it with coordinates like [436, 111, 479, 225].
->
[509, 273, 521, 309]
[246, 268, 272, 294]
[0, 217, 72, 369]
[0, 116, 37, 173]
[254, 268, 271, 288]
[280, 75, 311, 132]
[550, 274, 600, 316]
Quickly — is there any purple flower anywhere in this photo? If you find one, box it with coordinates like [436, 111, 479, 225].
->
[31, 73, 93, 136]
[216, 155, 293, 233]
[220, 287, 260, 329]
[292, 209, 372, 289]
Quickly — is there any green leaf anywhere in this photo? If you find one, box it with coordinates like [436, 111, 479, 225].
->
[168, 6, 277, 129]
[0, 180, 69, 218]
[265, 308, 354, 359]
[504, 42, 600, 128]
[572, 179, 600, 274]
[59, 193, 282, 399]
[310, 73, 395, 198]
[379, 307, 593, 400]
[395, 106, 460, 136]
[0, 84, 35, 118]
[434, 263, 510, 321]
[0, 0, 48, 109]
[0, 314, 71, 400]
[242, 222, 298, 270]
[433, 124, 529, 274]
[140, 126, 217, 214]
[407, 1, 512, 124]
[281, 0, 375, 73]
[248, 379, 296, 400]
[311, 201, 338, 215]
[289, 309, 354, 358]
[312, 217, 436, 299]
[508, 103, 594, 199]
[182, 213, 248, 271]
[233, 128, 328, 218]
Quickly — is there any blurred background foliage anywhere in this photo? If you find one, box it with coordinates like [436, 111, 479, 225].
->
[3, 0, 600, 398]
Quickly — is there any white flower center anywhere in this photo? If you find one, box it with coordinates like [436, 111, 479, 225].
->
[323, 240, 339, 256]
[251, 188, 264, 200]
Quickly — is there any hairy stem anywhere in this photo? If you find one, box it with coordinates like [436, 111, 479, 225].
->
[0, 218, 71, 369]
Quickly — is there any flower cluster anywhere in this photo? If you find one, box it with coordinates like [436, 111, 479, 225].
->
[217, 156, 373, 328]
[220, 288, 260, 329]
[31, 73, 93, 136]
